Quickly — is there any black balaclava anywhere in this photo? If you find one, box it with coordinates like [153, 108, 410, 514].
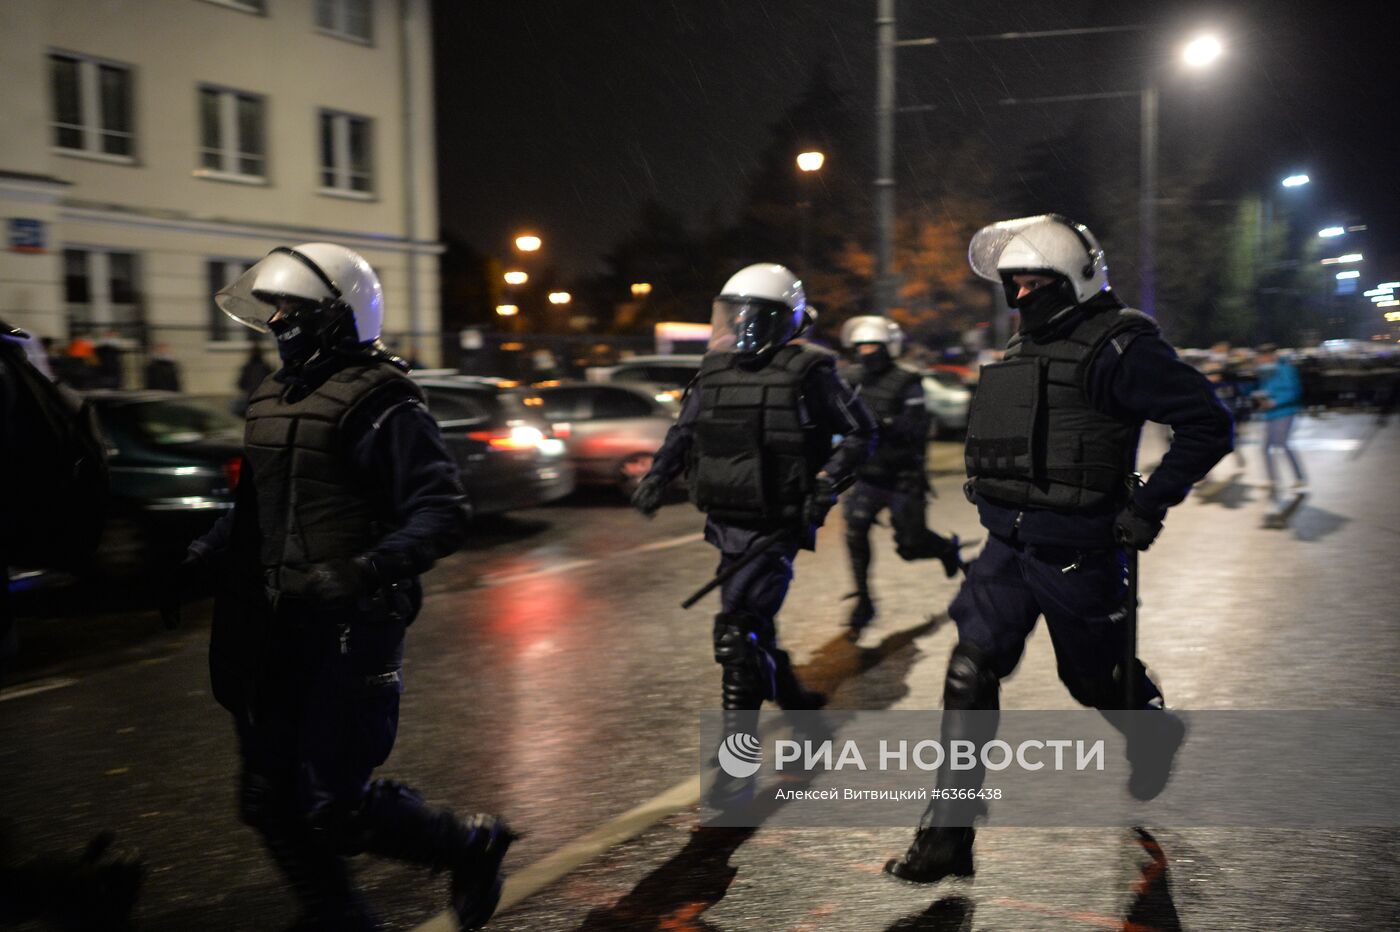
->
[857, 344, 893, 377]
[267, 304, 322, 368]
[1005, 273, 1079, 336]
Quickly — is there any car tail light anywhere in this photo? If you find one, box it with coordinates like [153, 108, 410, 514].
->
[223, 457, 242, 490]
[551, 422, 572, 439]
[467, 425, 546, 451]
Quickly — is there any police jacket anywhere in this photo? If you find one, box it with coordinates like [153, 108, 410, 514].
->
[645, 344, 876, 551]
[970, 292, 1234, 548]
[848, 361, 927, 486]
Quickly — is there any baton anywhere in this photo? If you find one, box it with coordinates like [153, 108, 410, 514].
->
[680, 470, 856, 610]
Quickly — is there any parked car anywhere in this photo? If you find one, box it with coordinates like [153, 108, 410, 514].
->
[86, 391, 244, 572]
[586, 354, 703, 391]
[526, 382, 678, 494]
[411, 376, 576, 515]
[919, 369, 972, 437]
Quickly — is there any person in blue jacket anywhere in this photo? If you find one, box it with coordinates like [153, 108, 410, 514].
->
[884, 215, 1234, 884]
[1253, 343, 1306, 498]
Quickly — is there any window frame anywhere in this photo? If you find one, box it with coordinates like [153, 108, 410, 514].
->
[63, 247, 144, 340]
[48, 50, 136, 162]
[195, 84, 268, 183]
[314, 0, 374, 45]
[317, 108, 375, 197]
[196, 0, 266, 14]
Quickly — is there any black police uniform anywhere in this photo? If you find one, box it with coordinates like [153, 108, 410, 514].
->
[842, 356, 960, 626]
[189, 349, 505, 929]
[643, 343, 876, 713]
[888, 290, 1234, 879]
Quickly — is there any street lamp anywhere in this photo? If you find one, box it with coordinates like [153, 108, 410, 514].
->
[495, 304, 519, 317]
[1318, 226, 1346, 238]
[796, 151, 825, 173]
[630, 282, 652, 297]
[503, 270, 529, 285]
[514, 234, 542, 252]
[795, 150, 826, 270]
[547, 291, 571, 305]
[1181, 34, 1224, 68]
[1281, 174, 1310, 188]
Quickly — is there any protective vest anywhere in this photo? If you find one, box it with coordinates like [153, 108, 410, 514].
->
[687, 344, 834, 525]
[243, 361, 421, 596]
[965, 306, 1157, 513]
[852, 363, 925, 483]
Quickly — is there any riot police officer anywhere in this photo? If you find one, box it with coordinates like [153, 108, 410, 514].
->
[630, 264, 876, 736]
[839, 316, 965, 633]
[165, 243, 513, 929]
[885, 215, 1233, 883]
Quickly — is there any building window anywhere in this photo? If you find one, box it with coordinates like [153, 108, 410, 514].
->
[207, 259, 256, 341]
[199, 0, 265, 12]
[198, 86, 265, 178]
[50, 53, 134, 157]
[315, 0, 372, 43]
[64, 248, 144, 340]
[319, 110, 373, 194]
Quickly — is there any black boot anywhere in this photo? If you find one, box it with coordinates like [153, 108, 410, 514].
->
[259, 820, 376, 932]
[883, 826, 975, 883]
[843, 591, 876, 633]
[1125, 710, 1186, 801]
[7, 832, 146, 931]
[771, 649, 827, 711]
[352, 781, 516, 930]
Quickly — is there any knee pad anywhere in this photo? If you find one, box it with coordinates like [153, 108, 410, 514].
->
[713, 612, 775, 706]
[943, 643, 1000, 711]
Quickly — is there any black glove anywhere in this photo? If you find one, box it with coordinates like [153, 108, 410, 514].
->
[303, 555, 379, 604]
[630, 476, 666, 518]
[158, 551, 209, 630]
[803, 475, 839, 528]
[1114, 498, 1165, 551]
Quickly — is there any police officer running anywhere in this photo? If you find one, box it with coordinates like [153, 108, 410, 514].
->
[163, 244, 513, 929]
[884, 215, 1233, 883]
[630, 264, 876, 758]
[839, 316, 966, 634]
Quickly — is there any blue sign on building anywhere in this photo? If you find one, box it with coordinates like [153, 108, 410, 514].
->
[7, 218, 47, 254]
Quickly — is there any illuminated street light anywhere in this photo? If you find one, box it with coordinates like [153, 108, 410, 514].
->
[547, 291, 572, 305]
[514, 234, 542, 252]
[1318, 227, 1346, 238]
[503, 270, 529, 285]
[1181, 34, 1224, 69]
[1378, 300, 1400, 308]
[1281, 174, 1310, 188]
[1320, 254, 1363, 265]
[796, 150, 826, 173]
[1364, 288, 1394, 297]
[1336, 271, 1360, 280]
[495, 304, 519, 317]
[630, 282, 653, 297]
[1379, 282, 1400, 289]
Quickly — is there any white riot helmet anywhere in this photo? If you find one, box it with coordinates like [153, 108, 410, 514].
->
[968, 214, 1108, 307]
[840, 315, 904, 357]
[708, 263, 812, 356]
[215, 242, 383, 344]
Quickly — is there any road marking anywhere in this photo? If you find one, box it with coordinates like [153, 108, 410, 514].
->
[478, 532, 704, 588]
[0, 676, 78, 703]
[410, 775, 702, 932]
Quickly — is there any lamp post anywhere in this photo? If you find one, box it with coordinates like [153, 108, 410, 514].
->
[796, 150, 825, 272]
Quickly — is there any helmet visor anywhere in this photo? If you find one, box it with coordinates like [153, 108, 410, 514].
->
[215, 248, 339, 334]
[968, 216, 1051, 282]
[215, 262, 275, 333]
[709, 297, 796, 355]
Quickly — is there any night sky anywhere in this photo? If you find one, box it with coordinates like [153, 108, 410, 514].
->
[433, 1, 1398, 287]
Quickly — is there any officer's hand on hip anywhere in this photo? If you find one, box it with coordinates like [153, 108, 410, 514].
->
[1114, 499, 1165, 551]
[630, 476, 665, 518]
[803, 474, 839, 528]
[158, 551, 208, 630]
[304, 555, 378, 603]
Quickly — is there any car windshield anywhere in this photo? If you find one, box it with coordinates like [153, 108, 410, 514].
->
[127, 396, 243, 445]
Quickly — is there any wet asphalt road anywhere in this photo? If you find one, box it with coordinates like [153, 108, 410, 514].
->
[2, 412, 1398, 931]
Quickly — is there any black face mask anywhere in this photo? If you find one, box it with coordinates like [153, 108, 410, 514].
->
[268, 312, 321, 367]
[1013, 280, 1078, 335]
[857, 345, 893, 374]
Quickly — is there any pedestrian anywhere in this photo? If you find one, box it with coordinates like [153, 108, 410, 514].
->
[160, 243, 513, 930]
[884, 215, 1234, 883]
[838, 315, 965, 634]
[93, 330, 124, 390]
[142, 342, 182, 391]
[232, 343, 273, 415]
[1253, 343, 1306, 499]
[0, 320, 142, 930]
[630, 263, 877, 800]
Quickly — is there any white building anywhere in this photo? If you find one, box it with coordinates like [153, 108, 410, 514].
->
[0, 0, 441, 392]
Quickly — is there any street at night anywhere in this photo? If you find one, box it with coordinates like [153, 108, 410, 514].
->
[5, 417, 1397, 931]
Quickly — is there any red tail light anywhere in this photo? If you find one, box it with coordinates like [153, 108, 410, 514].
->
[551, 422, 572, 439]
[467, 425, 546, 451]
[223, 457, 243, 490]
